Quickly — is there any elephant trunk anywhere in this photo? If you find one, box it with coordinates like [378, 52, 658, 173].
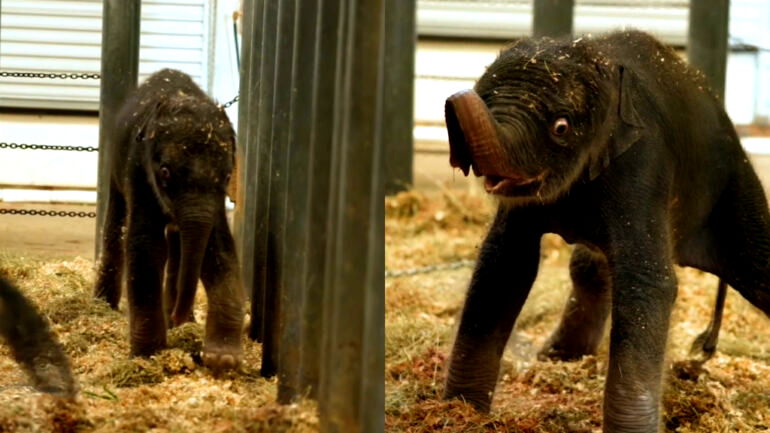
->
[171, 208, 214, 327]
[445, 89, 508, 178]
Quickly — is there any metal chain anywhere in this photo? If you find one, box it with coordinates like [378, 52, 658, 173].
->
[221, 94, 239, 109]
[0, 71, 100, 80]
[385, 259, 475, 278]
[0, 208, 96, 218]
[0, 142, 98, 152]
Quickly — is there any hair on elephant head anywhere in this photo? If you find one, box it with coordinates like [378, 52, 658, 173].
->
[136, 87, 235, 220]
[95, 69, 244, 371]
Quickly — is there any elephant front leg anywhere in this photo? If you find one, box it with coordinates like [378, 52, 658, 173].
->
[444, 210, 542, 412]
[94, 184, 126, 309]
[603, 258, 677, 433]
[200, 213, 244, 371]
[125, 213, 168, 357]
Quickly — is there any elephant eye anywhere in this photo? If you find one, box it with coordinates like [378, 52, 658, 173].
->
[224, 174, 231, 185]
[159, 166, 171, 182]
[551, 117, 570, 137]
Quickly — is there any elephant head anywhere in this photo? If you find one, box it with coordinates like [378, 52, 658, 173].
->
[445, 37, 644, 205]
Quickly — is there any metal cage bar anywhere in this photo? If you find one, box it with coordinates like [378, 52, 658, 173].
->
[94, 0, 141, 259]
[687, 0, 729, 102]
[533, 0, 574, 39]
[383, 0, 416, 195]
[237, 0, 389, 431]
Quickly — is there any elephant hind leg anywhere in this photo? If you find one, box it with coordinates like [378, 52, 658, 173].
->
[538, 244, 611, 361]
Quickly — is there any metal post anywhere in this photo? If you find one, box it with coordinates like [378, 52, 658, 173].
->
[532, 0, 574, 39]
[299, 0, 345, 401]
[237, 0, 264, 347]
[252, 0, 289, 379]
[95, 0, 141, 259]
[233, 0, 255, 257]
[687, 0, 730, 102]
[319, 0, 385, 431]
[276, 0, 320, 403]
[249, 0, 278, 375]
[383, 0, 416, 195]
[238, 0, 386, 429]
[266, 0, 297, 393]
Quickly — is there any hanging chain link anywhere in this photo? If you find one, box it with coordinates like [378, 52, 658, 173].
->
[0, 70, 236, 219]
[0, 71, 101, 80]
[385, 259, 475, 278]
[221, 94, 239, 109]
[2, 71, 240, 106]
[0, 142, 98, 152]
[0, 208, 96, 218]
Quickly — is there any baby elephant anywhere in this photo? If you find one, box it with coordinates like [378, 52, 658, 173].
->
[95, 69, 244, 370]
[444, 31, 770, 432]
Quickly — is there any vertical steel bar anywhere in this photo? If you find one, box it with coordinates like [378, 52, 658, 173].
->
[687, 0, 730, 102]
[320, 0, 385, 431]
[277, 0, 320, 403]
[95, 0, 141, 259]
[265, 0, 297, 390]
[319, 0, 350, 422]
[301, 0, 345, 400]
[251, 0, 279, 376]
[234, 0, 255, 261]
[239, 0, 265, 344]
[532, 0, 574, 39]
[383, 0, 416, 195]
[362, 7, 386, 430]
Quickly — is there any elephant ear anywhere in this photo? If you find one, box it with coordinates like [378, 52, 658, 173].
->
[134, 100, 163, 144]
[588, 65, 645, 180]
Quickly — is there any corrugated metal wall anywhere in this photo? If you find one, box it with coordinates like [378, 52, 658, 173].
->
[417, 0, 688, 44]
[0, 0, 209, 110]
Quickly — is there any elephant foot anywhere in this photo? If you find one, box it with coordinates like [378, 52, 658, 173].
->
[538, 325, 603, 361]
[443, 366, 498, 413]
[202, 339, 242, 371]
[202, 319, 243, 371]
[443, 384, 493, 413]
[538, 340, 596, 361]
[170, 309, 196, 328]
[130, 331, 166, 357]
[93, 281, 120, 310]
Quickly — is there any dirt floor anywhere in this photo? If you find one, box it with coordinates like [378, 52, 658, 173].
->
[385, 191, 770, 433]
[0, 203, 96, 259]
[0, 255, 318, 432]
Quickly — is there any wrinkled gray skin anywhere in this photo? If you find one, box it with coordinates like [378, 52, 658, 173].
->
[94, 69, 244, 370]
[444, 31, 770, 433]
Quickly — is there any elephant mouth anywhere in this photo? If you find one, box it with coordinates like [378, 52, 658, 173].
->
[483, 171, 546, 195]
[446, 89, 544, 196]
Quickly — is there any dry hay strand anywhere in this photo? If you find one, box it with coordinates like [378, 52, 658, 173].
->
[0, 254, 319, 432]
[385, 190, 493, 236]
[385, 191, 770, 433]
